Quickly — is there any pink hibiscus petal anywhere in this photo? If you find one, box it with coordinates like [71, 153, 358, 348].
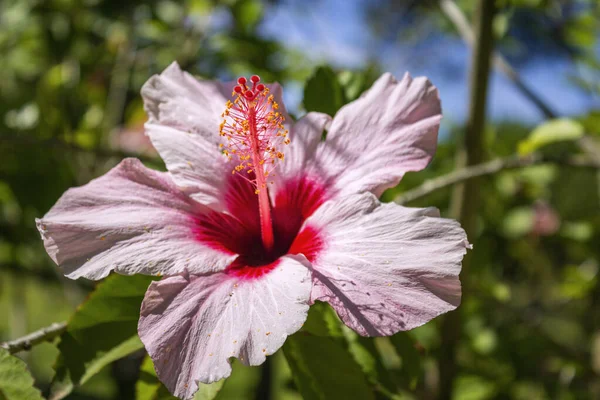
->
[142, 63, 289, 209]
[325, 72, 441, 197]
[276, 112, 332, 182]
[281, 73, 440, 201]
[304, 193, 469, 336]
[36, 158, 236, 280]
[138, 255, 311, 399]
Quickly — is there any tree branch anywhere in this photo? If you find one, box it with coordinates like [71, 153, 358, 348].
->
[394, 153, 600, 205]
[1, 322, 67, 354]
[440, 1, 496, 397]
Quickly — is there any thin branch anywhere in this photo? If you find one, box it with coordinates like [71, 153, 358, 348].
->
[0, 134, 158, 164]
[1, 322, 67, 354]
[439, 0, 557, 119]
[439, 0, 600, 161]
[394, 153, 600, 205]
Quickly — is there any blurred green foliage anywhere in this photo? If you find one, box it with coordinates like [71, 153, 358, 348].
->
[1, 0, 599, 399]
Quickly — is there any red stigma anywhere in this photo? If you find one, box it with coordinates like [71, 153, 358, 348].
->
[237, 77, 247, 85]
[245, 91, 254, 99]
[234, 85, 243, 93]
[256, 83, 265, 92]
[251, 75, 260, 83]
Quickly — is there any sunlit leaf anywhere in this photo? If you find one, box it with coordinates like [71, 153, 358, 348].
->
[343, 330, 397, 396]
[302, 303, 397, 395]
[518, 118, 584, 155]
[301, 301, 343, 338]
[389, 332, 422, 389]
[502, 207, 534, 238]
[48, 274, 156, 400]
[453, 375, 497, 400]
[0, 348, 44, 400]
[136, 355, 225, 400]
[283, 334, 374, 400]
[232, 0, 264, 33]
[303, 66, 346, 117]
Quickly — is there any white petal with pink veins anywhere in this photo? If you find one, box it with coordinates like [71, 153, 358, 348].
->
[138, 255, 311, 399]
[305, 193, 469, 336]
[36, 158, 235, 280]
[144, 123, 230, 210]
[321, 72, 441, 197]
[277, 112, 332, 181]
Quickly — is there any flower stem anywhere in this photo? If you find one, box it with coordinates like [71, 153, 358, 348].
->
[248, 107, 275, 252]
[439, 1, 496, 398]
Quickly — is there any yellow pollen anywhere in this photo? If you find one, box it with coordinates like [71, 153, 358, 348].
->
[220, 77, 289, 183]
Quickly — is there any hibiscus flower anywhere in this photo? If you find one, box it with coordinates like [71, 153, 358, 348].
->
[37, 62, 470, 399]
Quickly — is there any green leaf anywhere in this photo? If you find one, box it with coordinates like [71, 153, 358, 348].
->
[492, 12, 511, 39]
[49, 274, 156, 400]
[137, 355, 177, 400]
[551, 168, 599, 220]
[283, 334, 374, 400]
[303, 66, 346, 117]
[301, 303, 397, 396]
[337, 70, 376, 102]
[137, 355, 225, 400]
[0, 348, 44, 400]
[518, 118, 584, 155]
[231, 0, 263, 32]
[389, 332, 422, 389]
[453, 375, 497, 400]
[502, 207, 534, 239]
[301, 301, 343, 337]
[342, 331, 397, 396]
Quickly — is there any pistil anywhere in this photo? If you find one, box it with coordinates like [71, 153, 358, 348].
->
[219, 75, 289, 253]
[248, 106, 275, 251]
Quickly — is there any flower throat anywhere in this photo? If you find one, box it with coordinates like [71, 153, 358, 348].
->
[220, 75, 289, 253]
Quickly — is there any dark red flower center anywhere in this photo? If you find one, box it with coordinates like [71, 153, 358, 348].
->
[192, 174, 327, 279]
